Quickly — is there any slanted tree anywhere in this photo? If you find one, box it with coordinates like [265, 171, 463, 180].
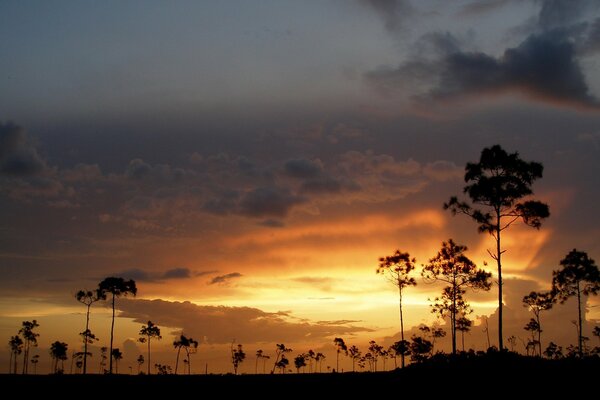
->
[75, 289, 100, 374]
[97, 277, 137, 374]
[271, 344, 292, 374]
[8, 335, 23, 374]
[136, 355, 145, 374]
[376, 250, 417, 367]
[422, 239, 492, 354]
[333, 337, 347, 372]
[231, 343, 246, 374]
[552, 249, 599, 357]
[445, 145, 549, 351]
[111, 348, 123, 374]
[455, 315, 472, 352]
[348, 345, 361, 372]
[139, 321, 162, 375]
[522, 291, 554, 357]
[49, 341, 68, 374]
[19, 320, 39, 374]
[173, 334, 198, 374]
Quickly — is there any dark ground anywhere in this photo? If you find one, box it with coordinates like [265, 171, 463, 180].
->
[2, 353, 598, 397]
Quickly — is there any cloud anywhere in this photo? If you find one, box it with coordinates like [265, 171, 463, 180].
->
[360, 0, 414, 33]
[458, 0, 511, 17]
[116, 267, 195, 282]
[239, 187, 305, 218]
[258, 219, 285, 228]
[283, 158, 324, 179]
[0, 122, 47, 176]
[209, 272, 242, 285]
[366, 30, 600, 110]
[161, 267, 192, 279]
[117, 298, 372, 344]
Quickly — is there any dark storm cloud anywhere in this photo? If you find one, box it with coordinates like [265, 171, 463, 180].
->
[458, 0, 511, 16]
[537, 0, 597, 31]
[366, 30, 599, 109]
[360, 0, 414, 33]
[117, 298, 372, 344]
[209, 272, 242, 285]
[283, 158, 323, 179]
[238, 186, 305, 218]
[0, 121, 47, 176]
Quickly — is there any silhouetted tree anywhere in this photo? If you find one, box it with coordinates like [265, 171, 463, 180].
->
[271, 344, 292, 374]
[333, 337, 347, 372]
[306, 349, 315, 373]
[97, 277, 137, 373]
[523, 318, 540, 356]
[8, 335, 23, 374]
[445, 145, 549, 351]
[377, 250, 417, 368]
[294, 354, 307, 373]
[173, 334, 198, 374]
[49, 341, 68, 374]
[544, 342, 563, 359]
[522, 291, 554, 356]
[139, 320, 162, 375]
[507, 335, 517, 352]
[368, 340, 383, 372]
[455, 315, 472, 352]
[111, 348, 123, 374]
[276, 355, 289, 374]
[99, 346, 108, 373]
[75, 289, 100, 374]
[419, 325, 446, 355]
[79, 329, 98, 371]
[136, 355, 144, 374]
[255, 349, 263, 374]
[594, 326, 600, 345]
[390, 340, 410, 369]
[552, 249, 599, 356]
[231, 343, 246, 374]
[19, 320, 39, 374]
[155, 363, 172, 374]
[422, 239, 492, 354]
[315, 352, 325, 373]
[410, 336, 433, 363]
[348, 345, 361, 372]
[30, 354, 39, 374]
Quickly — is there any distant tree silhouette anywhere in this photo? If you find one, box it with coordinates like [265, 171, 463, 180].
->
[19, 320, 39, 374]
[507, 335, 517, 352]
[8, 335, 23, 374]
[552, 249, 599, 356]
[271, 344, 292, 374]
[543, 342, 563, 359]
[139, 320, 162, 375]
[315, 352, 325, 373]
[99, 346, 108, 373]
[111, 348, 123, 374]
[593, 326, 600, 346]
[523, 318, 540, 356]
[445, 145, 549, 351]
[333, 337, 347, 372]
[522, 291, 554, 356]
[78, 329, 98, 373]
[49, 341, 68, 374]
[30, 354, 39, 374]
[390, 340, 410, 369]
[231, 343, 246, 374]
[455, 315, 472, 351]
[348, 345, 361, 372]
[75, 289, 101, 374]
[97, 277, 137, 374]
[422, 239, 492, 354]
[419, 325, 446, 355]
[173, 334, 198, 374]
[410, 336, 433, 363]
[306, 349, 315, 373]
[155, 363, 172, 375]
[368, 340, 383, 372]
[255, 349, 263, 374]
[294, 353, 307, 373]
[276, 355, 289, 374]
[377, 250, 416, 367]
[136, 354, 144, 374]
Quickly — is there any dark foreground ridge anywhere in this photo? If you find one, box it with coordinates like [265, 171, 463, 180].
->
[2, 353, 598, 397]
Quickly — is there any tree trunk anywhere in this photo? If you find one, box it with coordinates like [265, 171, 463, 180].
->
[109, 293, 115, 374]
[451, 282, 457, 355]
[83, 304, 90, 374]
[537, 314, 542, 357]
[398, 283, 405, 368]
[175, 346, 181, 374]
[496, 211, 504, 351]
[577, 282, 583, 357]
[22, 342, 28, 374]
[147, 337, 151, 375]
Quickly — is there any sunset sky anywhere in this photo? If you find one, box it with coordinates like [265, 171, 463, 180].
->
[1, 0, 599, 373]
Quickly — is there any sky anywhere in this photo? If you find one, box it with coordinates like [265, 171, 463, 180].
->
[1, 0, 599, 373]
